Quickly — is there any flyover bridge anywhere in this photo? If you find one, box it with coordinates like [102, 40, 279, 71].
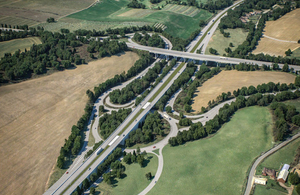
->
[127, 42, 300, 70]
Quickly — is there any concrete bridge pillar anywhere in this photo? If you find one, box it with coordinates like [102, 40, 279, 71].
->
[166, 55, 169, 61]
[155, 53, 158, 59]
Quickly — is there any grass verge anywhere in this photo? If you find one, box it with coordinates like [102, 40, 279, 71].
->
[95, 153, 158, 195]
[148, 106, 274, 195]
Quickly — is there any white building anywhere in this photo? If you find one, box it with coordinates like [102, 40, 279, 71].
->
[277, 164, 290, 183]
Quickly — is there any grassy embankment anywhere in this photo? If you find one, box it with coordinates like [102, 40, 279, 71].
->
[95, 153, 158, 195]
[148, 106, 274, 195]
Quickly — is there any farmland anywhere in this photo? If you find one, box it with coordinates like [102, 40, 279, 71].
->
[0, 37, 42, 58]
[95, 153, 158, 195]
[252, 8, 300, 57]
[0, 0, 95, 27]
[0, 52, 139, 195]
[192, 70, 295, 113]
[148, 106, 274, 195]
[67, 0, 213, 39]
[205, 28, 248, 56]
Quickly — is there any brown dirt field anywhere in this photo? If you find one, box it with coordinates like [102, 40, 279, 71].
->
[263, 9, 300, 41]
[252, 8, 300, 56]
[192, 70, 295, 113]
[0, 52, 139, 195]
[253, 39, 299, 56]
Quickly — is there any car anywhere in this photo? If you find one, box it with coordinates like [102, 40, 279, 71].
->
[153, 146, 156, 148]
[66, 172, 69, 174]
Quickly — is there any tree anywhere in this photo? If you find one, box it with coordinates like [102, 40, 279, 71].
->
[296, 184, 300, 195]
[137, 146, 141, 155]
[229, 42, 234, 47]
[295, 76, 300, 88]
[199, 20, 206, 27]
[285, 49, 292, 56]
[90, 187, 95, 195]
[184, 104, 192, 112]
[282, 63, 289, 72]
[289, 172, 300, 185]
[180, 112, 184, 119]
[165, 106, 172, 113]
[99, 105, 105, 113]
[209, 48, 218, 55]
[145, 172, 152, 180]
[82, 178, 90, 190]
[47, 17, 55, 23]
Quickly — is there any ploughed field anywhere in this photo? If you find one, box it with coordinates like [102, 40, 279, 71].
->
[0, 52, 139, 195]
[192, 70, 295, 113]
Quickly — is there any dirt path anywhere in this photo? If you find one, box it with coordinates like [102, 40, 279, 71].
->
[0, 52, 139, 195]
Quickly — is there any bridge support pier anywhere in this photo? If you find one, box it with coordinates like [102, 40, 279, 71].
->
[155, 53, 158, 59]
[166, 55, 169, 61]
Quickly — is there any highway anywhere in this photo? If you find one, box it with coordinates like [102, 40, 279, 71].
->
[44, 59, 187, 194]
[45, 0, 300, 194]
[127, 42, 300, 71]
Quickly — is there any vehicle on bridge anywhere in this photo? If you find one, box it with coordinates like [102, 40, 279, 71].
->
[96, 148, 103, 155]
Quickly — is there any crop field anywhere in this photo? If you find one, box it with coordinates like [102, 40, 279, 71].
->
[0, 52, 139, 195]
[205, 28, 248, 55]
[163, 4, 200, 17]
[0, 0, 95, 27]
[254, 185, 287, 195]
[0, 37, 42, 57]
[68, 0, 213, 39]
[95, 153, 158, 195]
[148, 106, 273, 195]
[252, 8, 300, 57]
[192, 70, 295, 113]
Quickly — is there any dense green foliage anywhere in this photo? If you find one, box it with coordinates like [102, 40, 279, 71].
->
[73, 148, 124, 195]
[0, 29, 29, 42]
[109, 60, 166, 104]
[135, 59, 177, 106]
[270, 102, 297, 141]
[169, 90, 300, 146]
[99, 108, 132, 139]
[0, 29, 87, 82]
[87, 39, 128, 58]
[127, 0, 146, 8]
[125, 111, 168, 147]
[175, 65, 220, 113]
[133, 32, 165, 48]
[155, 61, 197, 111]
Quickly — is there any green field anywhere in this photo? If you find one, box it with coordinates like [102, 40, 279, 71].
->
[67, 0, 213, 39]
[148, 106, 274, 195]
[254, 183, 287, 195]
[95, 153, 158, 195]
[205, 28, 248, 55]
[290, 47, 300, 60]
[258, 137, 300, 171]
[0, 37, 42, 58]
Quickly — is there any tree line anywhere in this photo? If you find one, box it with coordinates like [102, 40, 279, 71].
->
[87, 39, 128, 58]
[99, 108, 132, 139]
[169, 88, 300, 146]
[92, 51, 153, 99]
[72, 147, 123, 195]
[1, 24, 29, 30]
[155, 61, 197, 111]
[109, 60, 167, 104]
[133, 32, 165, 48]
[125, 111, 169, 147]
[174, 64, 220, 113]
[0, 28, 88, 83]
[127, 0, 146, 9]
[135, 59, 177, 106]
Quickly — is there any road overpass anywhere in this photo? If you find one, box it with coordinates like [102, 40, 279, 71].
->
[127, 42, 300, 71]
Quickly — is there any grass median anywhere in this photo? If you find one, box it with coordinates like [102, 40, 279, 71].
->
[149, 62, 185, 102]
